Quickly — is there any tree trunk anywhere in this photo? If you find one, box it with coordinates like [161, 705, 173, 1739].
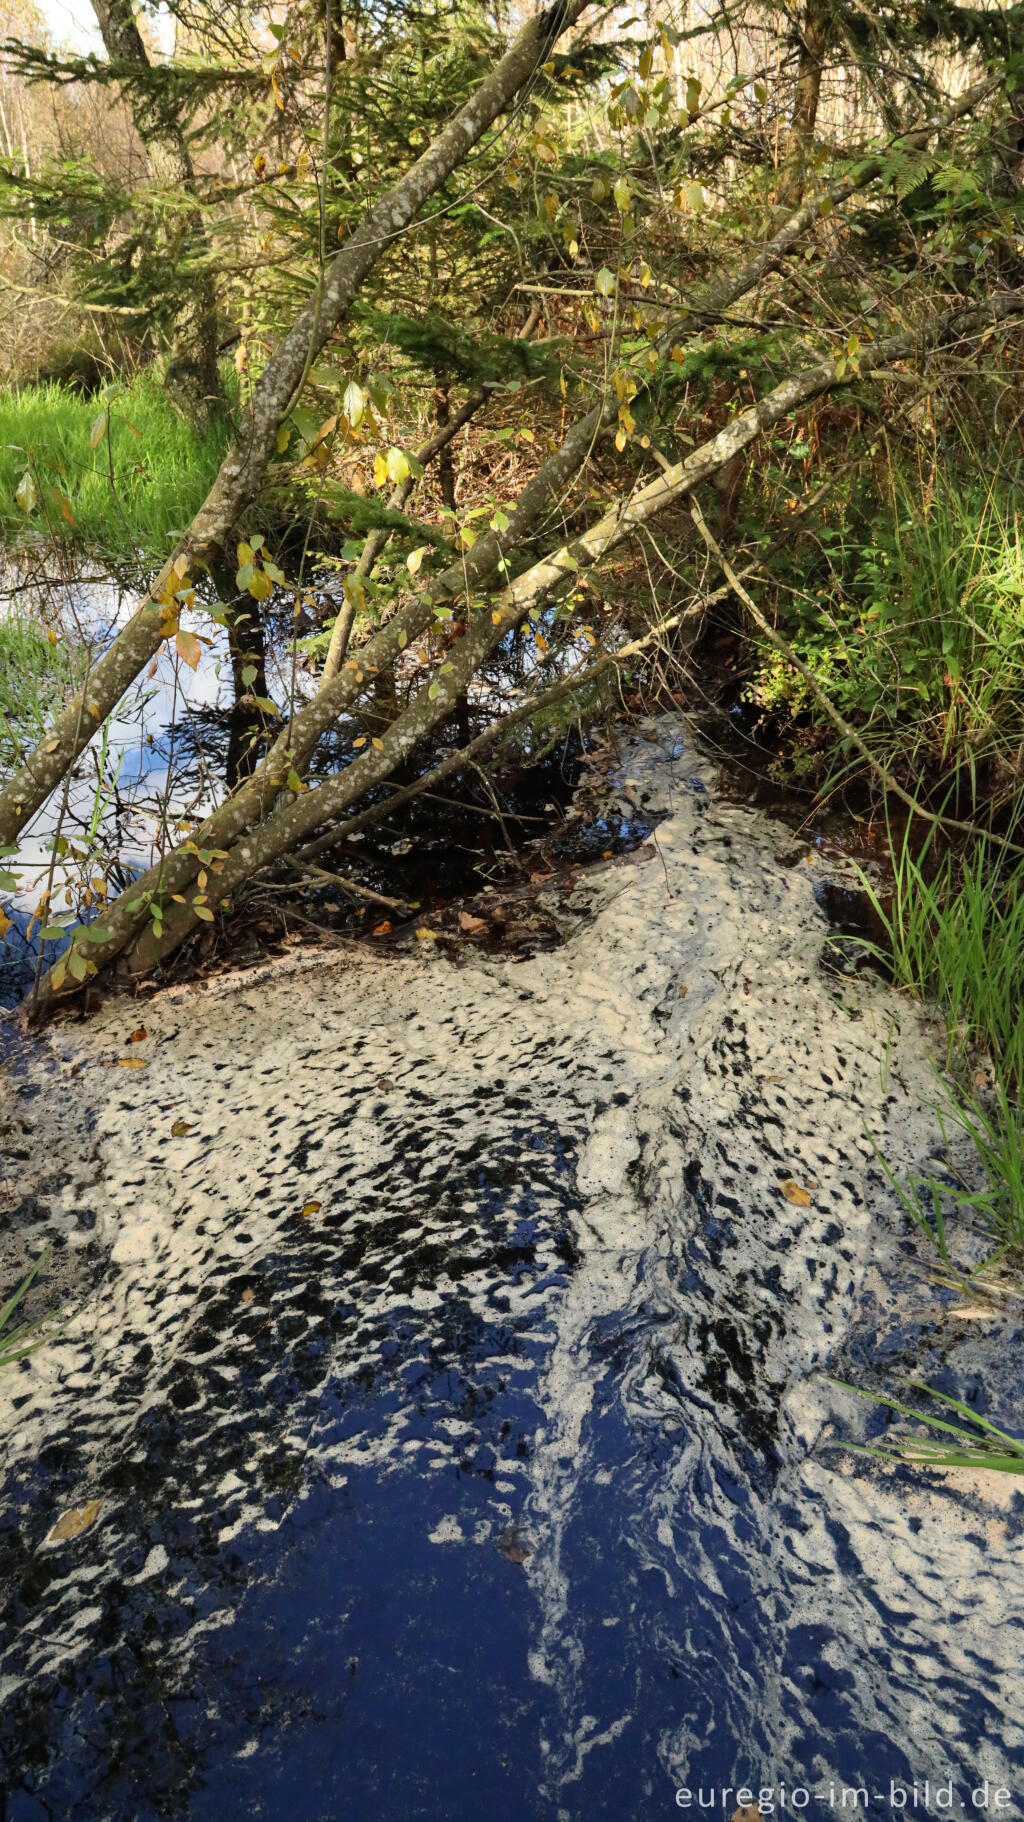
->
[91, 0, 221, 416]
[778, 0, 831, 210]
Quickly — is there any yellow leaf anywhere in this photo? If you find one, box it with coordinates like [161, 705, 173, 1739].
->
[372, 737, 384, 751]
[415, 928, 437, 941]
[300, 1199, 321, 1218]
[780, 1179, 812, 1207]
[47, 1500, 103, 1543]
[406, 545, 430, 576]
[118, 1057, 149, 1069]
[175, 629, 202, 670]
[353, 736, 367, 748]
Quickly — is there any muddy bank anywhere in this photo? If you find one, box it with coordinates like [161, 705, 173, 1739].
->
[0, 717, 1021, 1820]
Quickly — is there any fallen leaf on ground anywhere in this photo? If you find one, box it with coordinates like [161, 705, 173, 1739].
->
[780, 1179, 812, 1206]
[127, 1027, 147, 1043]
[372, 920, 392, 935]
[47, 1499, 103, 1543]
[300, 1199, 321, 1218]
[415, 928, 437, 941]
[170, 1120, 194, 1137]
[497, 1524, 531, 1565]
[459, 912, 487, 934]
[529, 871, 553, 885]
[118, 1058, 148, 1069]
[241, 1288, 255, 1303]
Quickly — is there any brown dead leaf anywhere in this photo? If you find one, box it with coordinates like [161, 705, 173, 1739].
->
[677, 984, 688, 998]
[300, 1199, 321, 1219]
[459, 912, 488, 934]
[372, 920, 392, 936]
[497, 1524, 531, 1565]
[529, 871, 553, 885]
[780, 1178, 812, 1207]
[170, 1120, 194, 1138]
[127, 1027, 148, 1043]
[47, 1499, 103, 1543]
[241, 1288, 255, 1303]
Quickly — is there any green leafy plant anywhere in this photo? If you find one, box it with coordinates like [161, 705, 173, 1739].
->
[830, 1378, 1024, 1476]
[0, 1246, 54, 1369]
[749, 471, 1024, 796]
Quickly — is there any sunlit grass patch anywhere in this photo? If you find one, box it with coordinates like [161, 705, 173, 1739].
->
[0, 373, 231, 572]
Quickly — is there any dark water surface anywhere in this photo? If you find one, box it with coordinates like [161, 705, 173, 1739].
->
[1, 724, 1022, 1821]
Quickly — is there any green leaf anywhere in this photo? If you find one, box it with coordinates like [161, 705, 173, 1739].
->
[595, 267, 616, 297]
[343, 381, 367, 427]
[386, 446, 411, 486]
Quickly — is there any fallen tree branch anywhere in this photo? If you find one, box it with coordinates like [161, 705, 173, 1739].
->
[82, 286, 1024, 986]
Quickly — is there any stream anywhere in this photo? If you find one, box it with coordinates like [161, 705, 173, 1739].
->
[1, 717, 1023, 1820]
